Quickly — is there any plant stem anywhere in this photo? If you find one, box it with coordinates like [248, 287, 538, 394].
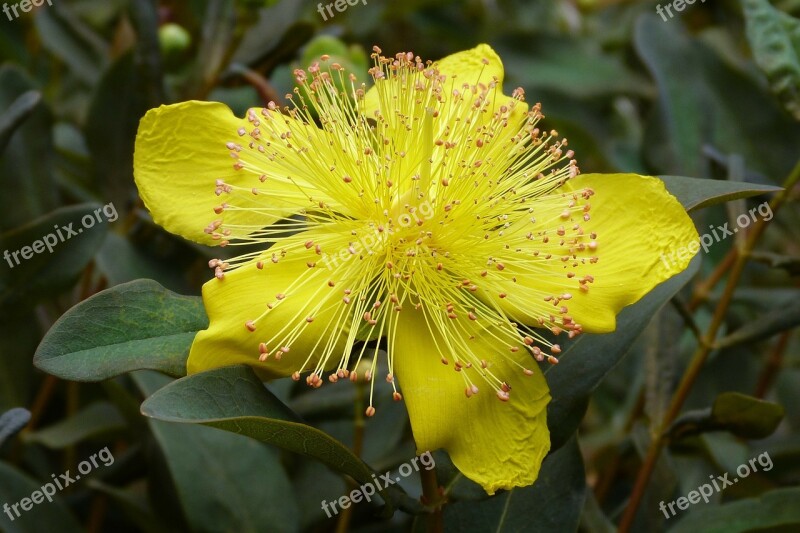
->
[335, 380, 365, 533]
[420, 464, 445, 533]
[618, 159, 800, 532]
[753, 331, 790, 399]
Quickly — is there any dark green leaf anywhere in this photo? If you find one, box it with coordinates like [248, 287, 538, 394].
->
[23, 402, 126, 449]
[636, 14, 800, 179]
[127, 0, 166, 105]
[187, 0, 237, 98]
[643, 306, 682, 433]
[742, 0, 800, 120]
[0, 66, 57, 231]
[0, 462, 83, 533]
[710, 392, 784, 439]
[0, 90, 41, 153]
[133, 371, 299, 533]
[0, 408, 30, 447]
[34, 4, 108, 85]
[659, 175, 781, 212]
[670, 392, 784, 441]
[717, 297, 800, 349]
[95, 232, 192, 294]
[85, 52, 153, 208]
[0, 204, 108, 311]
[34, 279, 206, 381]
[670, 487, 800, 533]
[140, 365, 394, 512]
[502, 36, 652, 99]
[749, 251, 800, 275]
[442, 435, 585, 533]
[87, 480, 171, 533]
[0, 312, 40, 412]
[546, 255, 701, 450]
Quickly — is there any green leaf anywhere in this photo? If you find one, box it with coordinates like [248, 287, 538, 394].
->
[34, 279, 206, 381]
[0, 90, 41, 154]
[717, 297, 800, 349]
[95, 232, 192, 294]
[0, 66, 57, 231]
[502, 36, 652, 99]
[85, 52, 154, 208]
[442, 435, 585, 532]
[0, 462, 83, 533]
[0, 204, 108, 311]
[710, 392, 784, 439]
[749, 251, 800, 275]
[140, 365, 395, 513]
[669, 392, 785, 441]
[636, 14, 800, 179]
[0, 408, 30, 448]
[545, 255, 701, 450]
[742, 0, 800, 120]
[23, 402, 126, 449]
[0, 312, 40, 412]
[659, 175, 781, 212]
[133, 371, 299, 533]
[670, 486, 800, 533]
[86, 480, 171, 533]
[187, 0, 237, 97]
[34, 4, 108, 85]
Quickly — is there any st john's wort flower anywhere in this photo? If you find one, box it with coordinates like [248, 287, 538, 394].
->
[133, 44, 698, 494]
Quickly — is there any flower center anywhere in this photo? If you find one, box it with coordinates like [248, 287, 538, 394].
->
[203, 48, 597, 415]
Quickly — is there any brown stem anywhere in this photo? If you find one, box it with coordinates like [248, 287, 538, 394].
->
[753, 331, 790, 399]
[335, 381, 366, 533]
[618, 159, 800, 532]
[687, 251, 735, 312]
[22, 375, 59, 432]
[86, 493, 108, 533]
[420, 464, 445, 533]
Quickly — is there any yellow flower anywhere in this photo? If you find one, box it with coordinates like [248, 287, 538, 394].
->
[133, 44, 698, 494]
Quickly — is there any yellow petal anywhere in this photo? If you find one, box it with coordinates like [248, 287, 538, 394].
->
[392, 306, 550, 494]
[188, 244, 352, 379]
[435, 43, 505, 86]
[362, 44, 528, 120]
[492, 173, 699, 333]
[133, 101, 318, 245]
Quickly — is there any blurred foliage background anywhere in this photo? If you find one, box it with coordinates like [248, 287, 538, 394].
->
[1, 0, 799, 531]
